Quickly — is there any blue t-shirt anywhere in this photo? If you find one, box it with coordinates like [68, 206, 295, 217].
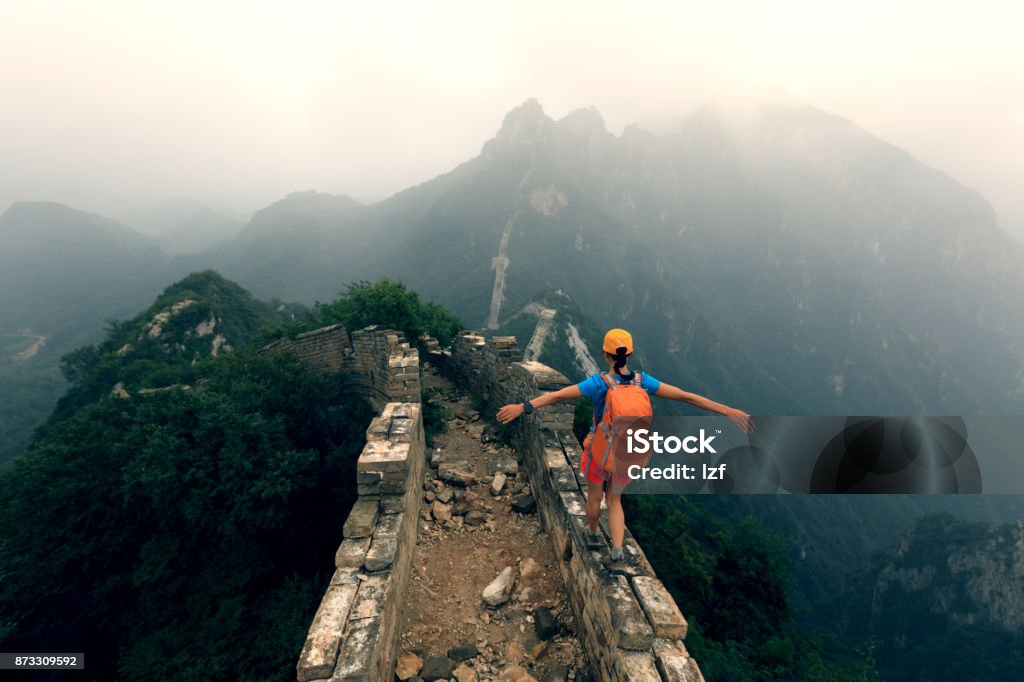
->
[577, 371, 661, 429]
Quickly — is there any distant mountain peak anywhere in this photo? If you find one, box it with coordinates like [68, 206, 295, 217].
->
[0, 200, 155, 251]
[3, 200, 95, 222]
[557, 106, 608, 136]
[490, 98, 555, 147]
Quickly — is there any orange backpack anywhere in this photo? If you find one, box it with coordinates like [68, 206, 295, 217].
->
[591, 372, 654, 480]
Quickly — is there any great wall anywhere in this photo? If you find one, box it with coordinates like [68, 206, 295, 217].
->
[262, 325, 704, 682]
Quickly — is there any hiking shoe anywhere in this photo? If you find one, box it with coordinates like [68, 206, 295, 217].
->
[606, 546, 631, 575]
[587, 529, 603, 549]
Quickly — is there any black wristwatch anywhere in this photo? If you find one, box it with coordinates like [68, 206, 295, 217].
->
[522, 400, 534, 415]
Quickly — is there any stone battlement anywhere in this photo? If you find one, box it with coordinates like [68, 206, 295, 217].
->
[449, 332, 704, 682]
[263, 326, 425, 681]
[260, 324, 420, 410]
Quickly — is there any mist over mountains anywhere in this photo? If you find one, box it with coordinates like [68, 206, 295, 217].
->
[119, 198, 244, 255]
[192, 96, 1024, 417]
[4, 96, 1024, 465]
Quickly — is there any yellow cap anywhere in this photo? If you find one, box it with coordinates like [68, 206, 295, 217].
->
[602, 328, 633, 355]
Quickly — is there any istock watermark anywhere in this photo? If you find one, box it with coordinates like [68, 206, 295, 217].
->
[626, 428, 718, 454]
[605, 416, 1024, 494]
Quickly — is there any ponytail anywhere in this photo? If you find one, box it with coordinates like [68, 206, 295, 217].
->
[612, 346, 635, 381]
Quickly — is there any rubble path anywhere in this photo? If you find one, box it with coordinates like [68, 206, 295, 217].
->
[395, 365, 592, 682]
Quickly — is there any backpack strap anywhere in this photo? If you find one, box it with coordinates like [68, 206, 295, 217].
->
[603, 371, 642, 388]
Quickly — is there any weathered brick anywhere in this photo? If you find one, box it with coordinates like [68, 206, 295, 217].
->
[374, 511, 402, 538]
[550, 465, 578, 491]
[606, 575, 654, 650]
[349, 572, 391, 620]
[335, 537, 371, 568]
[655, 653, 704, 682]
[632, 576, 688, 639]
[364, 537, 397, 572]
[559, 490, 587, 517]
[333, 616, 381, 681]
[357, 441, 410, 473]
[379, 494, 405, 515]
[295, 583, 357, 681]
[343, 499, 379, 539]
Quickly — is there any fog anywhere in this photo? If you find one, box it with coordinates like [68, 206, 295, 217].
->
[1, 1, 1021, 238]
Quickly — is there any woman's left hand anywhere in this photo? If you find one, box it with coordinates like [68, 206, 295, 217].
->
[496, 403, 524, 424]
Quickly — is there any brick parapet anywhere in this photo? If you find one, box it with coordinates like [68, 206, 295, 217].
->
[262, 326, 424, 682]
[261, 324, 420, 411]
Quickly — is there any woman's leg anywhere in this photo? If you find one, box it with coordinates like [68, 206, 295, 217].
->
[585, 478, 604, 532]
[605, 486, 625, 550]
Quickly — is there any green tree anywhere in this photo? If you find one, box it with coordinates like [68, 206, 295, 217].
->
[312, 279, 464, 346]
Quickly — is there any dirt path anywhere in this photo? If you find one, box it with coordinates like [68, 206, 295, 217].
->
[395, 365, 591, 682]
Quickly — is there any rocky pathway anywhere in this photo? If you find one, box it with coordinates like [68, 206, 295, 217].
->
[395, 364, 592, 682]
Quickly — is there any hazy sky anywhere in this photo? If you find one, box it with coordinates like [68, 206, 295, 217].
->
[2, 1, 1022, 238]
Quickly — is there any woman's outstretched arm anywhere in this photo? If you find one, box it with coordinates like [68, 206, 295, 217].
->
[496, 384, 583, 424]
[654, 383, 755, 432]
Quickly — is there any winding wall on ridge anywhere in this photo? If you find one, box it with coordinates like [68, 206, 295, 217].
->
[271, 325, 703, 681]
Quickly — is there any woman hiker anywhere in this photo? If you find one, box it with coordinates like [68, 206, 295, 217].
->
[496, 328, 755, 562]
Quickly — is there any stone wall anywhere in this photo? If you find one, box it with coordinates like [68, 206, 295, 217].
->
[449, 332, 705, 682]
[296, 402, 426, 682]
[263, 326, 424, 682]
[260, 324, 420, 410]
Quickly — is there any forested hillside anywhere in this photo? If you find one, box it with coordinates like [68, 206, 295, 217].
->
[0, 273, 465, 680]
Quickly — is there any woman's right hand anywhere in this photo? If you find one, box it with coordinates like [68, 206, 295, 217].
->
[496, 403, 524, 424]
[727, 409, 756, 433]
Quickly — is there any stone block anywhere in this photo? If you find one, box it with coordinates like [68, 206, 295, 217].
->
[559, 490, 587, 517]
[388, 418, 414, 442]
[356, 471, 383, 485]
[544, 447, 567, 469]
[350, 572, 391, 620]
[333, 616, 381, 681]
[617, 650, 661, 681]
[329, 567, 361, 586]
[379, 480, 406, 495]
[357, 481, 382, 496]
[488, 458, 519, 475]
[606, 575, 654, 650]
[364, 536, 397, 572]
[379, 469, 409, 484]
[632, 576, 688, 639]
[335, 537, 372, 568]
[655, 651, 704, 682]
[374, 511, 403, 538]
[550, 465, 578, 491]
[391, 403, 419, 419]
[380, 494, 405, 515]
[357, 441, 410, 473]
[438, 461, 477, 486]
[365, 417, 390, 440]
[343, 499, 379, 539]
[295, 583, 357, 681]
